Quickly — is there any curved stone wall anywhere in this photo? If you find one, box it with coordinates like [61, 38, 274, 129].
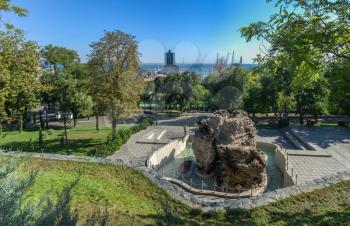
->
[257, 142, 295, 187]
[147, 138, 293, 198]
[147, 134, 189, 169]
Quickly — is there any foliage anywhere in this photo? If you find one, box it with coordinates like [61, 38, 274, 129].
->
[0, 30, 43, 125]
[94, 119, 153, 157]
[0, 159, 109, 225]
[155, 72, 200, 112]
[0, 159, 37, 225]
[204, 67, 247, 110]
[241, 0, 350, 61]
[326, 59, 350, 114]
[240, 0, 344, 121]
[40, 46, 93, 127]
[40, 45, 80, 73]
[88, 30, 144, 137]
[0, 0, 27, 30]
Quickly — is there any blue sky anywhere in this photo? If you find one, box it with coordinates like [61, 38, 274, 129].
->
[4, 0, 277, 63]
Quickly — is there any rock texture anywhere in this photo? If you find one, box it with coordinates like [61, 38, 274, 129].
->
[192, 110, 266, 190]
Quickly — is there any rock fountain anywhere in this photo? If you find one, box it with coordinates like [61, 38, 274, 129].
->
[192, 110, 267, 192]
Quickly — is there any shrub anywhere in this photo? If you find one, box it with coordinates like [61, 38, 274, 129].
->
[306, 120, 316, 127]
[94, 119, 153, 157]
[278, 118, 289, 128]
[0, 159, 109, 225]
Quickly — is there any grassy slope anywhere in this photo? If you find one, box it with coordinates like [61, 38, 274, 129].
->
[4, 156, 350, 225]
[0, 125, 130, 156]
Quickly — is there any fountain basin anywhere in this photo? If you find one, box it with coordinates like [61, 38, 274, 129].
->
[149, 137, 292, 197]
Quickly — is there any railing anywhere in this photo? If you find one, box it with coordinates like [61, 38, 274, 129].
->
[156, 165, 268, 198]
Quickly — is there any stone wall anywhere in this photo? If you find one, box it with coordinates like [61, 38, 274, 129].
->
[145, 167, 350, 211]
[258, 142, 295, 187]
[147, 134, 189, 169]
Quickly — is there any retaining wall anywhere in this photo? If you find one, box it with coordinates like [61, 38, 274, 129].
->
[258, 142, 295, 187]
[147, 134, 189, 169]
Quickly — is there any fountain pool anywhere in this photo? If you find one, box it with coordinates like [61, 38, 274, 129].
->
[157, 139, 284, 193]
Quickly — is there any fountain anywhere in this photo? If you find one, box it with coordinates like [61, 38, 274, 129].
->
[154, 110, 285, 196]
[192, 110, 267, 192]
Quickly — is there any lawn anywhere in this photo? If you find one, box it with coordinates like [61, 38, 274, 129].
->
[0, 125, 131, 156]
[3, 156, 350, 225]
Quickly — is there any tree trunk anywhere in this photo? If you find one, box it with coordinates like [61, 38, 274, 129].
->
[39, 110, 44, 129]
[111, 118, 117, 140]
[299, 107, 304, 125]
[95, 115, 99, 132]
[33, 113, 36, 124]
[315, 114, 318, 123]
[73, 114, 78, 127]
[0, 122, 2, 140]
[252, 111, 256, 118]
[63, 116, 69, 153]
[45, 109, 49, 129]
[18, 114, 23, 133]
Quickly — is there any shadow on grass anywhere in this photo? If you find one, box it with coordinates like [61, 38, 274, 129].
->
[264, 204, 350, 225]
[136, 204, 350, 225]
[36, 178, 109, 226]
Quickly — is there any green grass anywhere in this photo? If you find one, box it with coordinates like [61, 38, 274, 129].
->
[3, 156, 350, 225]
[0, 125, 131, 156]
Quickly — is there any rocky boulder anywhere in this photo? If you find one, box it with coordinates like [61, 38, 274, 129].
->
[192, 110, 266, 190]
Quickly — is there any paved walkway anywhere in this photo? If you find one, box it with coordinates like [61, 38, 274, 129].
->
[107, 126, 188, 167]
[291, 126, 350, 170]
[257, 128, 350, 184]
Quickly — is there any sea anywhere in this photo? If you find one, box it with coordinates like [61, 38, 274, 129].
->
[141, 63, 257, 76]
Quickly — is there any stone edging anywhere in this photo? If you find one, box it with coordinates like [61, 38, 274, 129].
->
[0, 150, 129, 165]
[143, 167, 350, 211]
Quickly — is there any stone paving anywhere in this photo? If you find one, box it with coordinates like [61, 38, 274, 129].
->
[291, 126, 350, 170]
[257, 128, 350, 184]
[107, 125, 188, 167]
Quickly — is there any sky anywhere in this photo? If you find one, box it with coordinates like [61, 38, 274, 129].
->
[4, 0, 277, 64]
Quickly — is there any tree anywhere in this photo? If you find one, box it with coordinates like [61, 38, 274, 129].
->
[0, 30, 42, 131]
[41, 45, 80, 74]
[88, 30, 144, 138]
[41, 46, 92, 128]
[204, 67, 247, 111]
[155, 72, 199, 113]
[240, 0, 338, 124]
[327, 59, 350, 114]
[241, 0, 350, 62]
[0, 0, 27, 30]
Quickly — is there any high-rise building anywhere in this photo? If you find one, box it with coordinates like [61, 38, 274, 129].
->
[162, 49, 179, 73]
[165, 50, 175, 65]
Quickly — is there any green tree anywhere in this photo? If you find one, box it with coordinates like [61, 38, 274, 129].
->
[0, 0, 27, 30]
[155, 72, 199, 113]
[241, 0, 350, 61]
[88, 30, 144, 138]
[0, 30, 42, 131]
[240, 0, 337, 124]
[41, 46, 92, 128]
[326, 59, 350, 114]
[41, 45, 80, 74]
[204, 67, 247, 110]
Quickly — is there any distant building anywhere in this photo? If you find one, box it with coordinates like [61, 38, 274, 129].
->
[162, 50, 179, 74]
